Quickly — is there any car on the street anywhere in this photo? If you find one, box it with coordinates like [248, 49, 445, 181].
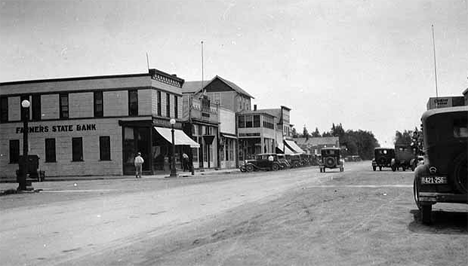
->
[276, 154, 291, 169]
[416, 155, 425, 167]
[391, 144, 417, 171]
[285, 154, 302, 168]
[239, 153, 282, 172]
[319, 147, 344, 172]
[413, 106, 468, 224]
[372, 148, 395, 171]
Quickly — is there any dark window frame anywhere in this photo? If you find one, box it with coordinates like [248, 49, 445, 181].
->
[238, 115, 245, 128]
[0, 96, 8, 123]
[32, 94, 41, 121]
[59, 93, 69, 119]
[45, 138, 56, 162]
[174, 95, 178, 119]
[72, 137, 83, 161]
[9, 139, 20, 163]
[128, 90, 138, 116]
[99, 136, 111, 161]
[157, 91, 162, 116]
[94, 91, 103, 118]
[254, 115, 260, 127]
[166, 93, 170, 118]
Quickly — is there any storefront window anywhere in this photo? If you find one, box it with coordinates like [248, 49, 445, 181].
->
[9, 139, 19, 163]
[72, 137, 83, 161]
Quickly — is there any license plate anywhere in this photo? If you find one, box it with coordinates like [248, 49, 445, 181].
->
[421, 176, 447, 184]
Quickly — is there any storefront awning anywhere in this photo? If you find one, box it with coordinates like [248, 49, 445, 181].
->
[154, 127, 200, 148]
[284, 139, 305, 154]
[276, 144, 296, 154]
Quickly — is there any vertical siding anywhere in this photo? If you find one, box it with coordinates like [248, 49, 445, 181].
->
[138, 89, 152, 116]
[151, 90, 157, 117]
[69, 92, 93, 118]
[41, 94, 60, 120]
[8, 96, 20, 122]
[104, 90, 128, 116]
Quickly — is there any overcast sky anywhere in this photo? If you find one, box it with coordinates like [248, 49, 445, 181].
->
[1, 0, 467, 147]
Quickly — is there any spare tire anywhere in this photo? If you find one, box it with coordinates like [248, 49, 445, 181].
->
[377, 157, 386, 165]
[325, 157, 336, 168]
[452, 151, 467, 194]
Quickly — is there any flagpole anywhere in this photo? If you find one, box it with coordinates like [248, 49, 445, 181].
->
[431, 25, 439, 107]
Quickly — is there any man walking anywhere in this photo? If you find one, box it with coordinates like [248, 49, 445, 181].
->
[134, 152, 144, 178]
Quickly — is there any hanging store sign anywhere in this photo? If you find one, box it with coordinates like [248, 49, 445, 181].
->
[16, 124, 97, 134]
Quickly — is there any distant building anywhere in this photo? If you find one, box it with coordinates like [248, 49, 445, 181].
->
[293, 137, 339, 155]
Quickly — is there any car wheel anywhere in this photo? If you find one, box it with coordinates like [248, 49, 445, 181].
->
[411, 164, 416, 171]
[246, 165, 254, 172]
[391, 166, 396, 172]
[452, 151, 468, 194]
[379, 166, 382, 171]
[373, 166, 376, 171]
[272, 164, 279, 171]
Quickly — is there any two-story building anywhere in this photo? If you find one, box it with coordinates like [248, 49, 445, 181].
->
[0, 69, 199, 178]
[183, 76, 253, 169]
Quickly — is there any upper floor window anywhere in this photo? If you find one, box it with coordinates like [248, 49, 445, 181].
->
[166, 93, 170, 117]
[214, 93, 220, 105]
[157, 91, 162, 116]
[0, 96, 8, 123]
[254, 115, 260, 127]
[94, 91, 103, 117]
[128, 90, 138, 116]
[238, 115, 245, 128]
[174, 95, 178, 119]
[21, 95, 30, 121]
[245, 115, 253, 128]
[59, 93, 69, 119]
[32, 94, 41, 121]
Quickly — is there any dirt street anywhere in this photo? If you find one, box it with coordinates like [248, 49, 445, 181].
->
[1, 162, 467, 266]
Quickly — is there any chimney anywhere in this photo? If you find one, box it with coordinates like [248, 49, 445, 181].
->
[254, 104, 257, 111]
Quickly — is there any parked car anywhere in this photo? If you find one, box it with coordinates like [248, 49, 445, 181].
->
[276, 154, 291, 169]
[285, 154, 302, 168]
[413, 106, 468, 224]
[391, 144, 417, 171]
[319, 148, 344, 172]
[416, 155, 425, 167]
[372, 148, 395, 171]
[239, 153, 282, 172]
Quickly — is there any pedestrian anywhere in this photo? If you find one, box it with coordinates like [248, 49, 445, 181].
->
[182, 152, 189, 172]
[134, 152, 144, 178]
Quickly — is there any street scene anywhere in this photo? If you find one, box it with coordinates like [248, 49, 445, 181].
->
[1, 1, 468, 266]
[1, 162, 467, 266]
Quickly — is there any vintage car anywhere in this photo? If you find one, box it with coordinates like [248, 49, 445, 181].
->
[239, 153, 282, 172]
[276, 154, 291, 169]
[372, 148, 395, 171]
[319, 148, 344, 172]
[413, 106, 467, 224]
[391, 144, 417, 171]
[285, 154, 302, 168]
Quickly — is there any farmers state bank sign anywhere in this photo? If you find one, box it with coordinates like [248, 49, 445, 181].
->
[15, 123, 97, 134]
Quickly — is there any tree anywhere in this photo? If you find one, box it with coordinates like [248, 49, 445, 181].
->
[303, 125, 309, 140]
[311, 127, 321, 137]
[291, 127, 299, 138]
[394, 130, 412, 146]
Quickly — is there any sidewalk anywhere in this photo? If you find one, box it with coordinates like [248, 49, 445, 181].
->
[0, 168, 241, 194]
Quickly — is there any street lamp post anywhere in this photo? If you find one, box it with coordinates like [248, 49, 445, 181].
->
[19, 99, 31, 191]
[169, 118, 178, 177]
